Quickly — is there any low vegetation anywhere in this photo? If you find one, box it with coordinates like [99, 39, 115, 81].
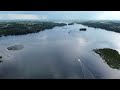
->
[93, 48, 120, 69]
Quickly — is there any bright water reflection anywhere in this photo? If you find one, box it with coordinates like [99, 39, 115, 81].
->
[0, 23, 120, 79]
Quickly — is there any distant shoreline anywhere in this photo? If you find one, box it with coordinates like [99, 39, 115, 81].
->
[0, 21, 67, 37]
[77, 21, 120, 33]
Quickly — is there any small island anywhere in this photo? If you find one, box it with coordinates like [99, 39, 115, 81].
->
[79, 28, 87, 31]
[7, 45, 24, 51]
[93, 48, 120, 69]
[0, 56, 3, 63]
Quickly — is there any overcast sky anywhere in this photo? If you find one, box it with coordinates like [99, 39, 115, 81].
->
[0, 11, 120, 20]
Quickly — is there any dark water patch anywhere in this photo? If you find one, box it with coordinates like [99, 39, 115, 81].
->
[93, 48, 120, 69]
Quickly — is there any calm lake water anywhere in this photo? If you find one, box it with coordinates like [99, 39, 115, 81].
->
[0, 23, 120, 79]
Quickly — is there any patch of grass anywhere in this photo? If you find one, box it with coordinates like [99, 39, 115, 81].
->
[93, 48, 120, 69]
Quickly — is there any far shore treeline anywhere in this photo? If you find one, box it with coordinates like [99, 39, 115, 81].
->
[0, 21, 67, 37]
[77, 20, 120, 33]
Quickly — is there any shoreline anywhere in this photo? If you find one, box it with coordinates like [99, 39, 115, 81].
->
[77, 21, 120, 33]
[0, 21, 67, 37]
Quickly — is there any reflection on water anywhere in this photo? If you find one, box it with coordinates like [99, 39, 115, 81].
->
[0, 23, 120, 79]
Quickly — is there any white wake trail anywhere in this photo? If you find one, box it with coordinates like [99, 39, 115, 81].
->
[77, 57, 95, 79]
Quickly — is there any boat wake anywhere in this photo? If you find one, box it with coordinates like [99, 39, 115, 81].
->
[77, 56, 95, 79]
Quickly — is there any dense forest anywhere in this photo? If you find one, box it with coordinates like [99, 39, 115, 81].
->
[0, 21, 67, 36]
[77, 21, 120, 33]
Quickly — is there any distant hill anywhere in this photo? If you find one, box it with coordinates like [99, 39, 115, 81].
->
[77, 20, 120, 33]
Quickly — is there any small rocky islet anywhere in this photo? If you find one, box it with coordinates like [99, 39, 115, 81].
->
[0, 45, 24, 63]
[7, 45, 24, 51]
[0, 56, 3, 63]
[79, 28, 87, 31]
[0, 56, 2, 59]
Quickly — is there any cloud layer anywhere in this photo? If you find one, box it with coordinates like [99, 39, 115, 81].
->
[96, 11, 120, 20]
[0, 11, 120, 20]
[0, 13, 48, 20]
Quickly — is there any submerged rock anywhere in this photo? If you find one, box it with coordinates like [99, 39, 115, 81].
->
[7, 45, 24, 51]
[93, 48, 120, 69]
